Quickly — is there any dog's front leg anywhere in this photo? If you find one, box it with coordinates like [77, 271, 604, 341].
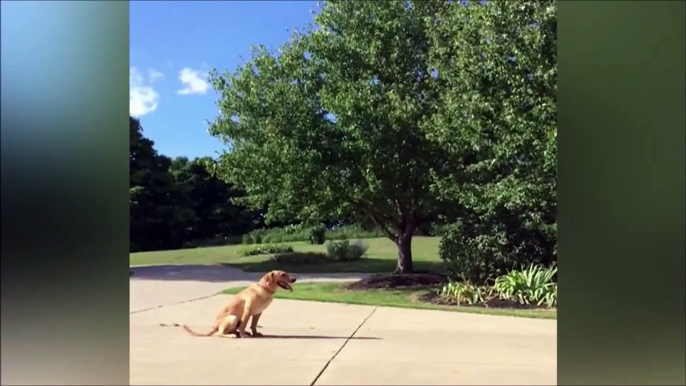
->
[238, 304, 253, 338]
[250, 313, 263, 337]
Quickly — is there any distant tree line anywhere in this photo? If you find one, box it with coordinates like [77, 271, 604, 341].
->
[129, 117, 263, 252]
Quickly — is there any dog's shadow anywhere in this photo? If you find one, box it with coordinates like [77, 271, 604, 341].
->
[215, 334, 380, 340]
[160, 324, 381, 340]
[255, 334, 380, 340]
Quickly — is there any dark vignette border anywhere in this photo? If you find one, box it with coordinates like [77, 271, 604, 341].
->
[558, 1, 685, 385]
[1, 2, 129, 384]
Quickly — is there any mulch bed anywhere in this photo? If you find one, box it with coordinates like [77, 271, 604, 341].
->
[346, 273, 448, 290]
[417, 291, 556, 311]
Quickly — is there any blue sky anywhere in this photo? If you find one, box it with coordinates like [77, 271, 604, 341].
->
[130, 1, 317, 159]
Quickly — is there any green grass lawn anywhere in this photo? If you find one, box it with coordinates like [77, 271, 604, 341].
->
[222, 283, 557, 320]
[130, 236, 447, 273]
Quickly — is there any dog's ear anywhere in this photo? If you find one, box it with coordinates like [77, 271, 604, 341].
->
[265, 271, 276, 284]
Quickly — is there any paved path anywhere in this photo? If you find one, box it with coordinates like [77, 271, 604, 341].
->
[130, 265, 557, 385]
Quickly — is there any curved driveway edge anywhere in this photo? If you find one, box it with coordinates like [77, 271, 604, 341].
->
[129, 264, 372, 313]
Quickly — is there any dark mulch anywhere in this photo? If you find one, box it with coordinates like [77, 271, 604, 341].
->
[346, 273, 448, 290]
[417, 291, 556, 311]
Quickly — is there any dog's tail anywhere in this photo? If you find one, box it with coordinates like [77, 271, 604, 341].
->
[182, 324, 219, 337]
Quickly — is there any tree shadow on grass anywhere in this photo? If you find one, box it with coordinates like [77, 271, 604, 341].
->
[220, 258, 448, 275]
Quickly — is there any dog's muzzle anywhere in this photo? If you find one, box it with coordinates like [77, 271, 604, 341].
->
[277, 277, 296, 291]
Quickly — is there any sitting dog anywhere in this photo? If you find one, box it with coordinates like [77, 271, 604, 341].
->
[182, 270, 296, 338]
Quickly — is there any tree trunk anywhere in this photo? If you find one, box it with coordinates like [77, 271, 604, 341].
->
[394, 234, 414, 274]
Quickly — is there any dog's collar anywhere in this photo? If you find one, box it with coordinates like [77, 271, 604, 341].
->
[259, 282, 276, 294]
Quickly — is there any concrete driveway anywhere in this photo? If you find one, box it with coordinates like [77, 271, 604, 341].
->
[130, 265, 557, 385]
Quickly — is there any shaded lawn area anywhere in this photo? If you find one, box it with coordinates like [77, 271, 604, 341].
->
[221, 283, 557, 320]
[130, 237, 447, 274]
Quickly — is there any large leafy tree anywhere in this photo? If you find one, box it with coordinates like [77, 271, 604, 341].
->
[428, 0, 557, 269]
[208, 0, 453, 273]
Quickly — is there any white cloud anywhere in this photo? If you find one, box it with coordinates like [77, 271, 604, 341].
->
[148, 68, 164, 83]
[130, 67, 160, 117]
[177, 67, 209, 95]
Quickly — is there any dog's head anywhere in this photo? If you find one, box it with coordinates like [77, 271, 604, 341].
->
[262, 270, 297, 292]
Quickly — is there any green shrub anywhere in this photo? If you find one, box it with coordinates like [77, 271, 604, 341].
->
[242, 228, 295, 244]
[493, 264, 557, 307]
[271, 252, 329, 264]
[283, 224, 303, 234]
[261, 233, 282, 244]
[238, 244, 294, 257]
[439, 222, 511, 285]
[306, 225, 327, 245]
[325, 239, 368, 262]
[243, 230, 264, 245]
[439, 217, 556, 285]
[439, 280, 492, 305]
[418, 222, 450, 237]
[431, 223, 450, 237]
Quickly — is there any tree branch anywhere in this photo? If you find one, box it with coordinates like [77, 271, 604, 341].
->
[356, 198, 400, 227]
[395, 199, 408, 231]
[351, 199, 400, 240]
[361, 207, 397, 241]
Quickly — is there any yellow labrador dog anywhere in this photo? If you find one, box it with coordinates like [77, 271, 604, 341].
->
[182, 270, 296, 338]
